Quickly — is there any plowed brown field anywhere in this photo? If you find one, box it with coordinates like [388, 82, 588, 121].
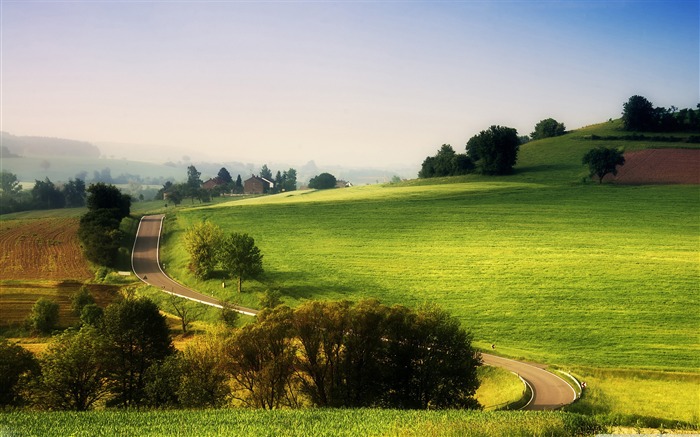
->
[606, 148, 700, 184]
[0, 218, 92, 280]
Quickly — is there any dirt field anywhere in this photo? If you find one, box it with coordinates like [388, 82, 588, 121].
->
[0, 281, 119, 328]
[0, 218, 92, 280]
[606, 148, 700, 184]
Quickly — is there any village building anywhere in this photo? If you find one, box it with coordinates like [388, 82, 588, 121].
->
[243, 175, 274, 194]
[201, 177, 226, 191]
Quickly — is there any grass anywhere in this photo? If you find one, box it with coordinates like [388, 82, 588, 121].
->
[475, 366, 526, 411]
[166, 182, 699, 372]
[0, 409, 606, 437]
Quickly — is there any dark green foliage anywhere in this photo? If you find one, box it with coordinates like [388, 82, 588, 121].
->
[78, 209, 123, 266]
[70, 286, 95, 316]
[178, 340, 230, 408]
[32, 178, 65, 209]
[0, 338, 39, 406]
[143, 353, 183, 408]
[28, 298, 60, 334]
[37, 327, 112, 411]
[63, 178, 86, 207]
[234, 174, 244, 194]
[419, 144, 474, 178]
[622, 95, 657, 131]
[218, 232, 264, 293]
[102, 297, 174, 407]
[86, 183, 131, 220]
[309, 172, 337, 189]
[80, 304, 104, 327]
[531, 118, 566, 140]
[220, 305, 240, 328]
[466, 125, 520, 175]
[217, 167, 233, 184]
[622, 95, 700, 132]
[260, 164, 273, 180]
[582, 146, 626, 184]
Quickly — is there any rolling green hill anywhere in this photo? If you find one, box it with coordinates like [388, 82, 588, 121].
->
[160, 121, 699, 371]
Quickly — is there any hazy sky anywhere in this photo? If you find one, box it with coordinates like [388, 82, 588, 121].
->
[2, 1, 698, 167]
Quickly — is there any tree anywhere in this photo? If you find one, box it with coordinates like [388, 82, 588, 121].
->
[178, 337, 230, 408]
[31, 178, 65, 209]
[419, 144, 473, 178]
[86, 182, 131, 220]
[382, 304, 481, 409]
[143, 353, 183, 408]
[28, 298, 59, 334]
[37, 326, 112, 410]
[582, 146, 626, 184]
[0, 338, 39, 407]
[217, 167, 233, 184]
[169, 294, 202, 335]
[70, 286, 95, 317]
[260, 164, 273, 180]
[218, 233, 264, 293]
[0, 170, 22, 196]
[102, 297, 174, 407]
[183, 221, 224, 279]
[531, 118, 566, 140]
[80, 304, 104, 327]
[234, 175, 244, 194]
[622, 95, 656, 131]
[63, 178, 86, 207]
[466, 125, 520, 175]
[282, 168, 297, 192]
[227, 306, 296, 409]
[78, 209, 123, 266]
[308, 173, 337, 189]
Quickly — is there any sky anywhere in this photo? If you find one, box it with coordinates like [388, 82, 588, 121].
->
[2, 1, 698, 168]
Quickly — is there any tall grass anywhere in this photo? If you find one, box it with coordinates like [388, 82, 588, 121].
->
[0, 409, 606, 437]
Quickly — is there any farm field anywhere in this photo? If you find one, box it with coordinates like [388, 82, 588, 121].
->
[0, 409, 606, 437]
[0, 218, 92, 281]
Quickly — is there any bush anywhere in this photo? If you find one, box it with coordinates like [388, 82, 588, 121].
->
[28, 298, 60, 334]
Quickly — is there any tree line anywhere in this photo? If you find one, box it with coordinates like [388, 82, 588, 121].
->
[0, 173, 87, 214]
[1, 295, 481, 411]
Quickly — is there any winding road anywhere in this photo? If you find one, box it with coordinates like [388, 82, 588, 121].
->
[132, 214, 577, 410]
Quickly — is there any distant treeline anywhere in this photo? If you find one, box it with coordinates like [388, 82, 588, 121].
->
[582, 134, 700, 143]
[0, 171, 88, 214]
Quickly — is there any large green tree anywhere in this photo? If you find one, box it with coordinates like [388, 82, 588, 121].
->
[32, 178, 65, 209]
[86, 182, 131, 220]
[0, 170, 22, 196]
[582, 146, 626, 183]
[37, 327, 112, 411]
[218, 233, 264, 293]
[622, 95, 656, 131]
[466, 125, 520, 175]
[183, 221, 224, 279]
[28, 298, 60, 334]
[419, 144, 474, 178]
[102, 297, 174, 407]
[531, 118, 566, 140]
[308, 173, 337, 189]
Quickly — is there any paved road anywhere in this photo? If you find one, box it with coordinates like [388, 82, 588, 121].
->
[482, 353, 577, 410]
[132, 214, 577, 410]
[131, 214, 258, 316]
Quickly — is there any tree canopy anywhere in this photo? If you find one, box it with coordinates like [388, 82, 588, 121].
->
[309, 173, 337, 189]
[183, 221, 224, 279]
[418, 144, 474, 178]
[531, 118, 566, 140]
[582, 146, 626, 184]
[466, 125, 520, 175]
[218, 233, 264, 293]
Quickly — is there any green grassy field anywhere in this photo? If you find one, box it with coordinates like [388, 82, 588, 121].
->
[0, 409, 606, 437]
[165, 181, 698, 371]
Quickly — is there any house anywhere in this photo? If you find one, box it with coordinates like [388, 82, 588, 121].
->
[244, 175, 274, 194]
[336, 180, 353, 188]
[201, 177, 226, 190]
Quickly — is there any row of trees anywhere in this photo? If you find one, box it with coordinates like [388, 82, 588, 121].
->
[622, 95, 700, 132]
[420, 125, 522, 178]
[0, 172, 87, 214]
[2, 297, 481, 411]
[77, 183, 132, 267]
[184, 221, 263, 292]
[259, 164, 298, 193]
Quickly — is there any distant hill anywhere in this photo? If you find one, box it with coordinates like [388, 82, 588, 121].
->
[1, 132, 101, 158]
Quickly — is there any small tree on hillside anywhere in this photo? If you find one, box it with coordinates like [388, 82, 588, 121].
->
[218, 233, 263, 293]
[531, 118, 566, 140]
[183, 221, 224, 279]
[622, 95, 656, 131]
[582, 146, 626, 184]
[28, 298, 60, 334]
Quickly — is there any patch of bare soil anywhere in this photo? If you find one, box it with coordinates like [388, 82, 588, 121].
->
[0, 218, 92, 280]
[606, 148, 700, 184]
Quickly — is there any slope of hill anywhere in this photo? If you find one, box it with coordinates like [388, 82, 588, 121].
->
[1, 132, 101, 158]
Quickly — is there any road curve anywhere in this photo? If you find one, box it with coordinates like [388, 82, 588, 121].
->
[481, 353, 577, 410]
[133, 215, 576, 410]
[131, 214, 258, 316]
